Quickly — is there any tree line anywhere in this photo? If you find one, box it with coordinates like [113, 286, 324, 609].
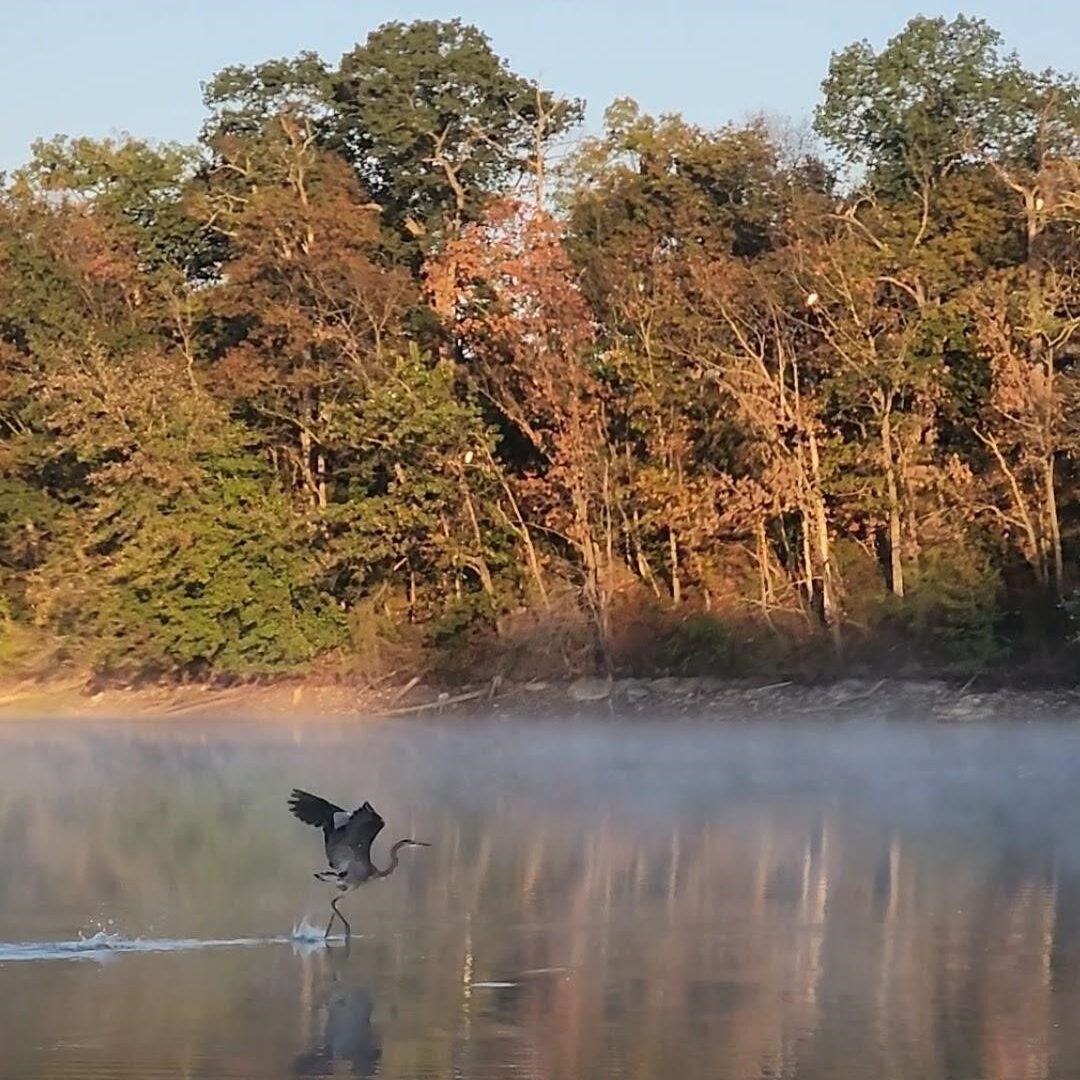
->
[3, 15, 1080, 683]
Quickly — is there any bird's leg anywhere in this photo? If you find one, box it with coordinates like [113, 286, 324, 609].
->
[328, 894, 351, 940]
[334, 896, 352, 939]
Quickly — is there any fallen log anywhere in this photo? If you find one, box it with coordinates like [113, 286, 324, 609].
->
[376, 687, 486, 717]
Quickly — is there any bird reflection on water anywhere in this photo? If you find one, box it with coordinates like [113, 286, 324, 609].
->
[293, 943, 381, 1079]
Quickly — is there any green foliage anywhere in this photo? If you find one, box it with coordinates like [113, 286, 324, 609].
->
[568, 100, 797, 266]
[322, 350, 514, 603]
[0, 597, 47, 674]
[38, 463, 344, 679]
[0, 476, 64, 578]
[1059, 590, 1080, 645]
[201, 52, 334, 140]
[201, 20, 582, 258]
[816, 15, 1080, 192]
[896, 549, 1003, 673]
[332, 20, 583, 237]
[17, 136, 215, 280]
[661, 614, 736, 674]
[428, 591, 494, 643]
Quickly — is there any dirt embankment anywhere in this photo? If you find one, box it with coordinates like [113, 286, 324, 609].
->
[3, 673, 1080, 724]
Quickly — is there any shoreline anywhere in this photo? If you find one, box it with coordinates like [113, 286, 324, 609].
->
[3, 674, 1080, 724]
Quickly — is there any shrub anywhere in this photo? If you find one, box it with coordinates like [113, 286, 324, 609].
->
[898, 546, 1003, 673]
[661, 612, 736, 674]
[32, 467, 345, 680]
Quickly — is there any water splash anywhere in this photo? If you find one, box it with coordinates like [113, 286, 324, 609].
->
[0, 929, 290, 964]
[290, 917, 329, 943]
[288, 917, 354, 954]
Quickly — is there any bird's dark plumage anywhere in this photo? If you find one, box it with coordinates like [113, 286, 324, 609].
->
[289, 789, 386, 876]
[289, 788, 426, 940]
[288, 789, 343, 829]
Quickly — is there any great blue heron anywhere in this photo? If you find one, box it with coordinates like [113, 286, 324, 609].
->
[288, 789, 430, 939]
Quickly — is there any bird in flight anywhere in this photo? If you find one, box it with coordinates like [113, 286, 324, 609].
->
[288, 789, 430, 939]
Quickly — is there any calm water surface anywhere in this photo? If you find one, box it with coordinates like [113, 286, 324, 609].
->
[2, 714, 1080, 1079]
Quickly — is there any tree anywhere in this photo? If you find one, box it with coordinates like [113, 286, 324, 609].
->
[566, 102, 834, 623]
[18, 135, 215, 283]
[199, 118, 413, 509]
[6, 13, 1080, 683]
[201, 52, 334, 142]
[0, 178, 170, 637]
[788, 200, 943, 603]
[680, 248, 846, 643]
[332, 20, 582, 241]
[318, 350, 512, 626]
[426, 197, 612, 652]
[816, 15, 1080, 195]
[968, 267, 1080, 597]
[200, 20, 584, 261]
[26, 343, 343, 678]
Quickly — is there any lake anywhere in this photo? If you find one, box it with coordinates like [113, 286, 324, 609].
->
[2, 713, 1080, 1078]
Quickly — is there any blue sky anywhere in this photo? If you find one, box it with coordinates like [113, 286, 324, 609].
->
[4, 1, 1077, 173]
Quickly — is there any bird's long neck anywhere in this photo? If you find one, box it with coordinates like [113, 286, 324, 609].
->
[374, 840, 411, 879]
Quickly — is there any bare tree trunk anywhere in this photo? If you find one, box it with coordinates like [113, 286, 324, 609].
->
[790, 367, 826, 625]
[1045, 453, 1064, 599]
[898, 441, 922, 574]
[755, 517, 776, 626]
[574, 484, 603, 626]
[315, 450, 327, 509]
[669, 528, 681, 605]
[976, 429, 1047, 586]
[1040, 336, 1063, 598]
[298, 424, 317, 507]
[881, 402, 904, 598]
[807, 426, 842, 652]
[1025, 179, 1058, 597]
[800, 507, 816, 615]
[602, 454, 615, 596]
[569, 471, 612, 673]
[627, 506, 662, 598]
[461, 485, 496, 599]
[491, 465, 549, 610]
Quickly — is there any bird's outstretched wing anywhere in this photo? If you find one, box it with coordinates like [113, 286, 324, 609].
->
[288, 789, 344, 829]
[341, 801, 385, 855]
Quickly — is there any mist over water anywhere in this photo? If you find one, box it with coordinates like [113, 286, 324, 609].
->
[2, 710, 1080, 1078]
